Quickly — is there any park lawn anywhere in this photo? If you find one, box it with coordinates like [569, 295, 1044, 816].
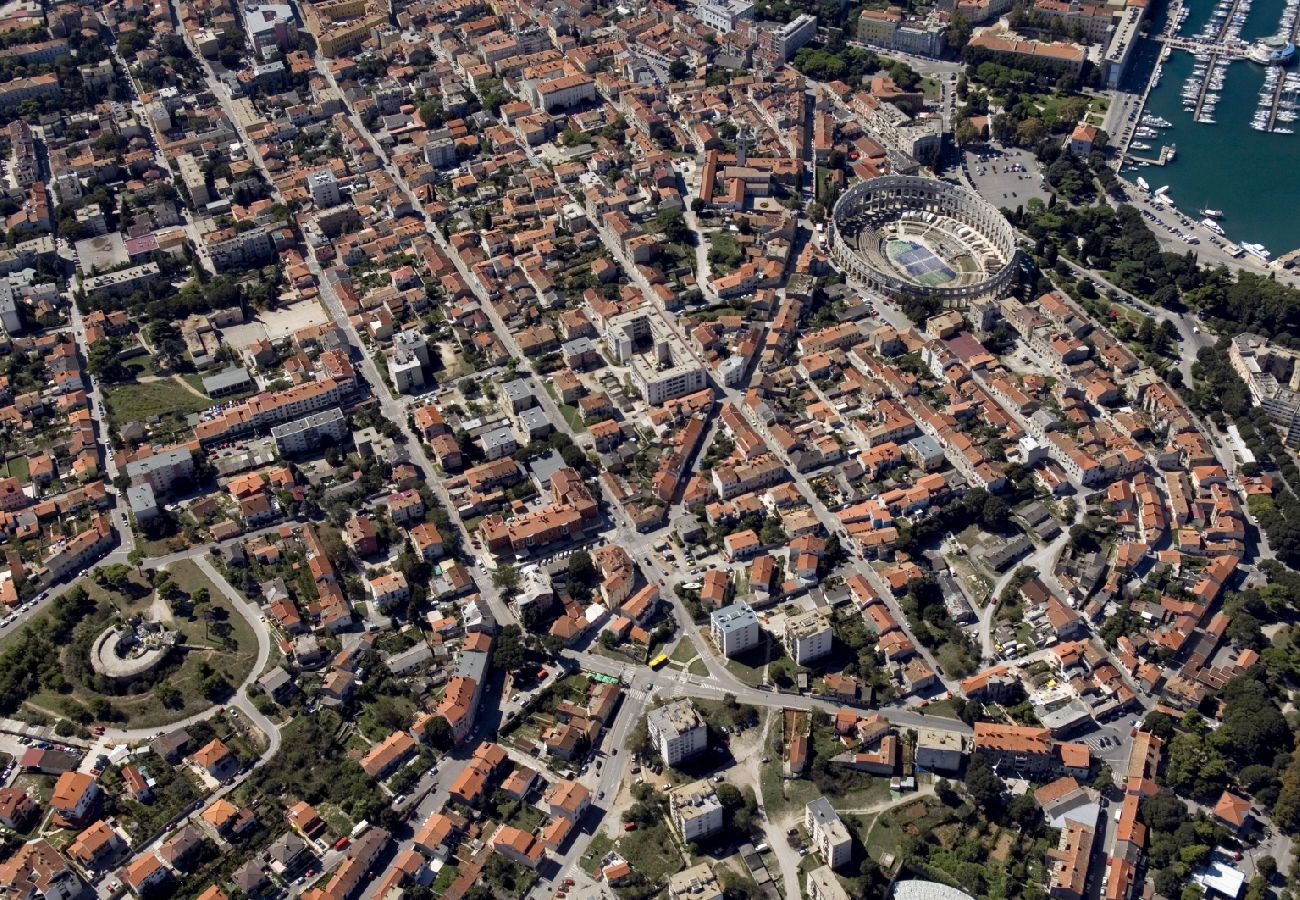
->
[22, 561, 259, 730]
[3, 455, 29, 483]
[167, 559, 258, 661]
[105, 380, 212, 423]
[688, 659, 709, 677]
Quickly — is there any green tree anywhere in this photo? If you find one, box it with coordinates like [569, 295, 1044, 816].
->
[424, 715, 452, 751]
[492, 625, 526, 672]
[949, 10, 973, 48]
[492, 564, 520, 595]
[964, 753, 1005, 814]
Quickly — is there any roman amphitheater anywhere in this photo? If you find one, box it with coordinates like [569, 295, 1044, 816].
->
[830, 175, 1022, 306]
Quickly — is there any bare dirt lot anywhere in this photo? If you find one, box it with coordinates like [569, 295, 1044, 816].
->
[221, 299, 331, 350]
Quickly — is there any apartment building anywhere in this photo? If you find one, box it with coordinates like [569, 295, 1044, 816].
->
[856, 8, 948, 57]
[125, 447, 196, 496]
[609, 311, 710, 405]
[646, 700, 707, 767]
[82, 263, 164, 299]
[1048, 817, 1096, 900]
[670, 863, 724, 900]
[194, 376, 354, 445]
[668, 780, 725, 843]
[244, 3, 298, 58]
[784, 608, 833, 665]
[806, 865, 851, 900]
[967, 34, 1087, 77]
[1230, 333, 1300, 445]
[806, 797, 851, 870]
[271, 407, 349, 457]
[710, 603, 762, 657]
[914, 728, 967, 773]
[973, 722, 1090, 779]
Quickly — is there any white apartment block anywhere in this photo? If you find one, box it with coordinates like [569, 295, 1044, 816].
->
[646, 700, 707, 767]
[710, 603, 762, 657]
[668, 780, 725, 843]
[785, 609, 833, 666]
[806, 797, 851, 870]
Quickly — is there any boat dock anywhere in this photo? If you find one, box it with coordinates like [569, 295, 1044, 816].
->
[1157, 35, 1249, 59]
[1127, 144, 1179, 165]
[1264, 7, 1300, 129]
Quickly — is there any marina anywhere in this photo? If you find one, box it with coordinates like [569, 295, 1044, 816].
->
[1118, 0, 1300, 255]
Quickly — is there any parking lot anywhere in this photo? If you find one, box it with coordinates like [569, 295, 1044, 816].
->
[962, 146, 1050, 208]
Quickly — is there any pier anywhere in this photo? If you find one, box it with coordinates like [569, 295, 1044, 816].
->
[1156, 35, 1249, 58]
[1265, 18, 1300, 128]
[1128, 145, 1179, 165]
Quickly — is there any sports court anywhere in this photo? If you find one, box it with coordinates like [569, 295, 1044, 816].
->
[885, 239, 957, 287]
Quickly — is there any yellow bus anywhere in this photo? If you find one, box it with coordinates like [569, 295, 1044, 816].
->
[648, 654, 669, 670]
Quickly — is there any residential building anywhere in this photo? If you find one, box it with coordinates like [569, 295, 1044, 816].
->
[856, 8, 948, 57]
[646, 699, 708, 767]
[806, 797, 852, 870]
[710, 602, 762, 657]
[668, 780, 725, 843]
[784, 608, 833, 665]
[245, 3, 298, 58]
[491, 825, 544, 870]
[973, 723, 1089, 779]
[271, 407, 349, 456]
[807, 866, 852, 900]
[124, 447, 196, 496]
[914, 728, 966, 773]
[0, 840, 86, 900]
[50, 773, 99, 828]
[669, 862, 724, 900]
[1229, 333, 1300, 445]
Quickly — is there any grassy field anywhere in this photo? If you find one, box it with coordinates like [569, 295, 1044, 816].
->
[581, 832, 615, 873]
[725, 652, 770, 687]
[618, 819, 684, 882]
[3, 456, 29, 482]
[669, 639, 698, 665]
[919, 698, 962, 720]
[105, 380, 212, 423]
[761, 754, 823, 819]
[542, 383, 586, 432]
[688, 659, 709, 677]
[124, 354, 156, 378]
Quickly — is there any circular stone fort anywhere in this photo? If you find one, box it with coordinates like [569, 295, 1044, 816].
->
[90, 618, 179, 683]
[829, 175, 1022, 307]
